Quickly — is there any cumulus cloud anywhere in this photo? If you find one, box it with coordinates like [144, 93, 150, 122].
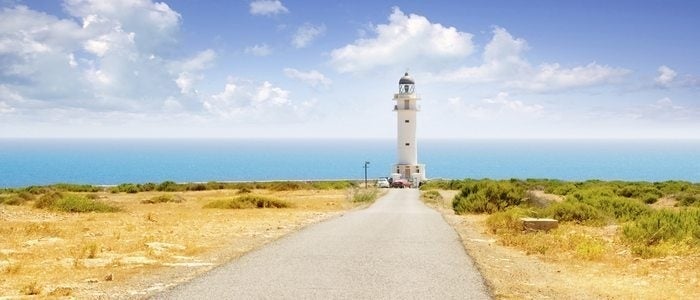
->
[329, 7, 474, 73]
[655, 65, 677, 88]
[0, 1, 231, 116]
[283, 68, 332, 87]
[628, 97, 697, 122]
[244, 44, 272, 56]
[430, 27, 629, 92]
[292, 23, 325, 48]
[203, 79, 313, 122]
[447, 92, 544, 120]
[0, 101, 14, 113]
[64, 0, 181, 52]
[173, 49, 216, 94]
[249, 0, 288, 16]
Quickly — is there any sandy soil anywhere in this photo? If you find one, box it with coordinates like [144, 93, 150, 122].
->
[0, 189, 360, 299]
[431, 190, 700, 299]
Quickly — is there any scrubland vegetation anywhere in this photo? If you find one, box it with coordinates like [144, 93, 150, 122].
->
[421, 178, 700, 258]
[0, 180, 362, 297]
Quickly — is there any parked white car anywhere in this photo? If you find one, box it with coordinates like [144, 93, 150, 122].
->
[376, 177, 390, 188]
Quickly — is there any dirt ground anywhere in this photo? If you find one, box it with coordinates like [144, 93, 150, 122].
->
[5, 188, 699, 299]
[431, 190, 700, 299]
[0, 189, 361, 299]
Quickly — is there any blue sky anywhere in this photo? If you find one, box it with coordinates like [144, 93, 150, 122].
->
[0, 0, 698, 138]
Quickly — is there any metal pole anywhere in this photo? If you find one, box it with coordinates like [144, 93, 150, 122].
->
[364, 161, 370, 188]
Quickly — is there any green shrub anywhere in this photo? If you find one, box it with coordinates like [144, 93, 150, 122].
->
[677, 193, 700, 207]
[311, 180, 355, 190]
[204, 195, 291, 209]
[140, 182, 157, 192]
[49, 184, 100, 193]
[485, 207, 534, 234]
[582, 196, 651, 222]
[352, 189, 379, 203]
[34, 192, 63, 209]
[1, 195, 25, 205]
[266, 181, 304, 191]
[543, 201, 605, 225]
[206, 181, 225, 190]
[453, 180, 525, 214]
[157, 181, 180, 192]
[186, 183, 207, 191]
[237, 187, 252, 194]
[419, 179, 467, 190]
[421, 190, 443, 204]
[112, 183, 139, 194]
[622, 209, 700, 247]
[50, 195, 120, 213]
[141, 194, 185, 204]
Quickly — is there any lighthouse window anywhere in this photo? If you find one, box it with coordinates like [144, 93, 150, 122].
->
[405, 143, 410, 146]
[404, 120, 409, 123]
[404, 100, 409, 109]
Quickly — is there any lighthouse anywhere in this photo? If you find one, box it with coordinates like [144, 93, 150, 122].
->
[393, 72, 426, 183]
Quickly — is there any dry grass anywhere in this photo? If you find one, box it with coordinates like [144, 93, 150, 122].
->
[0, 188, 355, 298]
[425, 189, 700, 299]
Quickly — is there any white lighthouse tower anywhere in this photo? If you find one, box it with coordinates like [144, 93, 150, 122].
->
[393, 72, 426, 183]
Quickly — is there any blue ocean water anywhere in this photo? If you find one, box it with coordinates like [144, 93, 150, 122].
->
[1, 139, 699, 188]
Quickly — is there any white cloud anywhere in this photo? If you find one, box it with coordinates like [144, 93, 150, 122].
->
[430, 27, 629, 92]
[203, 79, 313, 122]
[329, 7, 474, 73]
[64, 0, 181, 52]
[292, 23, 325, 49]
[447, 92, 544, 120]
[173, 49, 216, 94]
[0, 2, 209, 113]
[180, 49, 216, 71]
[244, 44, 272, 56]
[0, 101, 15, 113]
[484, 92, 544, 114]
[283, 68, 331, 87]
[628, 97, 697, 122]
[249, 0, 288, 16]
[655, 65, 677, 88]
[511, 62, 629, 92]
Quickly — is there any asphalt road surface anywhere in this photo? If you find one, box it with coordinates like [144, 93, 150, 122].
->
[156, 189, 490, 299]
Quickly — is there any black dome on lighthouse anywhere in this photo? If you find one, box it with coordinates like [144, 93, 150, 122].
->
[399, 72, 415, 85]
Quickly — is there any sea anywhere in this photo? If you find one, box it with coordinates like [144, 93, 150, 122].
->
[1, 139, 699, 188]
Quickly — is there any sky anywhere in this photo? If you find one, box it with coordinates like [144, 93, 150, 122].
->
[0, 0, 699, 139]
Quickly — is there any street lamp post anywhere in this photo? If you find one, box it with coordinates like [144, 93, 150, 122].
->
[363, 161, 370, 188]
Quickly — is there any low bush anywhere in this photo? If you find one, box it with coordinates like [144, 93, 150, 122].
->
[421, 190, 443, 204]
[140, 194, 185, 204]
[34, 191, 63, 209]
[51, 195, 120, 213]
[156, 181, 180, 192]
[419, 179, 467, 190]
[111, 183, 139, 194]
[622, 209, 700, 247]
[186, 183, 207, 191]
[543, 201, 606, 225]
[204, 195, 291, 209]
[311, 180, 355, 190]
[34, 193, 119, 213]
[352, 189, 379, 203]
[48, 183, 100, 193]
[582, 196, 651, 222]
[485, 207, 533, 234]
[677, 193, 700, 207]
[453, 180, 525, 214]
[1, 191, 35, 206]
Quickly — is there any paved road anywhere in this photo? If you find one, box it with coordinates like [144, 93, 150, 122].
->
[156, 189, 490, 299]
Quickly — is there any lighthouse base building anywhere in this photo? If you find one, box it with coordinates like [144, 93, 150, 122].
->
[392, 72, 426, 184]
